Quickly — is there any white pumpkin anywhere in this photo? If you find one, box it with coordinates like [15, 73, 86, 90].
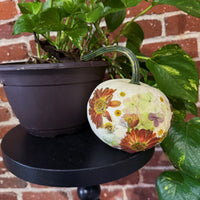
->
[82, 46, 173, 153]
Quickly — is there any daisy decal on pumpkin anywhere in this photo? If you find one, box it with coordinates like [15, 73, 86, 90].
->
[89, 87, 121, 128]
[120, 129, 159, 153]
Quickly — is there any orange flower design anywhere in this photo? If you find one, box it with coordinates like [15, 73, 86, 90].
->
[89, 88, 121, 128]
[121, 113, 139, 129]
[120, 129, 159, 153]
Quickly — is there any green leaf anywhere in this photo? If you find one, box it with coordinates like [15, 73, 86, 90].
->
[184, 101, 198, 116]
[85, 2, 104, 23]
[156, 171, 200, 200]
[161, 118, 200, 179]
[18, 2, 42, 15]
[63, 0, 80, 14]
[122, 21, 144, 54]
[146, 44, 199, 103]
[104, 0, 126, 32]
[13, 14, 37, 35]
[152, 0, 200, 18]
[121, 0, 143, 7]
[34, 8, 67, 33]
[65, 21, 88, 49]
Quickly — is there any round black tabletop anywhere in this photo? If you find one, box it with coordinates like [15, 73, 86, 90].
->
[1, 125, 154, 187]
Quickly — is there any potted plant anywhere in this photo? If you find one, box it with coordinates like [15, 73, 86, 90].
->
[0, 0, 130, 137]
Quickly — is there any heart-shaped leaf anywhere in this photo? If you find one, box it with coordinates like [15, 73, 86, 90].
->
[161, 118, 200, 179]
[156, 171, 200, 200]
[152, 0, 200, 18]
[146, 44, 199, 102]
[35, 8, 67, 33]
[103, 0, 126, 32]
[13, 14, 37, 35]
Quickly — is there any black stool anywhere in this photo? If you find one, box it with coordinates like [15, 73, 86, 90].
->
[1, 125, 154, 200]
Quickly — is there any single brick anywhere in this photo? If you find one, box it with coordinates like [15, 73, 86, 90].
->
[125, 187, 158, 200]
[141, 38, 198, 58]
[0, 43, 28, 63]
[146, 150, 172, 167]
[0, 1, 18, 20]
[0, 125, 17, 138]
[184, 15, 200, 32]
[165, 14, 200, 35]
[0, 107, 11, 122]
[0, 177, 27, 188]
[141, 169, 167, 184]
[0, 87, 8, 102]
[137, 20, 162, 39]
[103, 171, 139, 186]
[0, 192, 17, 200]
[165, 14, 187, 35]
[22, 191, 69, 200]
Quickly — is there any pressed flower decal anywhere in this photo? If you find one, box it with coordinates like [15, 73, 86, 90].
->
[120, 129, 160, 153]
[121, 113, 139, 129]
[148, 113, 164, 127]
[88, 88, 121, 128]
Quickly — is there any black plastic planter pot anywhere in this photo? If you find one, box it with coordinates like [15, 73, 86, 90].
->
[0, 61, 107, 137]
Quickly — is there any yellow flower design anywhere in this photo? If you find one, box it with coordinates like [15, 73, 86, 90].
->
[115, 110, 122, 116]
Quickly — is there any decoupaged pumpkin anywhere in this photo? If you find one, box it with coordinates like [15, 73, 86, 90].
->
[82, 46, 173, 153]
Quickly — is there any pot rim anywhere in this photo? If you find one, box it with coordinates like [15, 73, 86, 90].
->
[0, 60, 108, 72]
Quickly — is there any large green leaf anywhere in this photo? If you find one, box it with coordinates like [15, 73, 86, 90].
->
[18, 2, 42, 15]
[156, 171, 200, 200]
[121, 0, 143, 7]
[152, 0, 200, 18]
[146, 44, 199, 103]
[34, 8, 67, 33]
[103, 0, 126, 32]
[121, 21, 144, 54]
[13, 14, 37, 35]
[161, 118, 200, 179]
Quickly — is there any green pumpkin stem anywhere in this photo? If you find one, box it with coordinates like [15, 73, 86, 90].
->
[81, 46, 140, 85]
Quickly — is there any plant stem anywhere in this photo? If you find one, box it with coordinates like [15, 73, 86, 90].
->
[136, 55, 149, 61]
[36, 43, 41, 59]
[36, 34, 41, 58]
[81, 46, 140, 85]
[50, 0, 53, 8]
[132, 4, 153, 21]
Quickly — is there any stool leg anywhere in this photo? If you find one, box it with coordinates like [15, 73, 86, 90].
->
[77, 185, 101, 200]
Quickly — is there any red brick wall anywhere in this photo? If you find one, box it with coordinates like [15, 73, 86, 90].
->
[0, 1, 199, 200]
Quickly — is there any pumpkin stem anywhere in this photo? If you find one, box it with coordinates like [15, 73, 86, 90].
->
[81, 46, 140, 85]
